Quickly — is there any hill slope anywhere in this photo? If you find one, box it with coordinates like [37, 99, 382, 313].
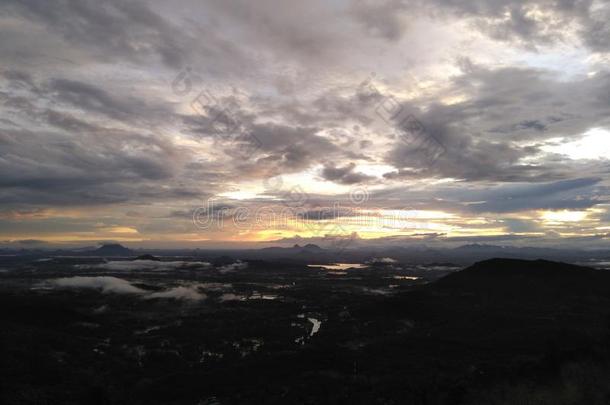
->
[432, 258, 610, 297]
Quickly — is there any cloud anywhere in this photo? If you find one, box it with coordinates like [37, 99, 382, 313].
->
[48, 79, 137, 121]
[1, 0, 610, 246]
[449, 177, 603, 213]
[147, 286, 206, 301]
[218, 261, 248, 274]
[12, 239, 48, 246]
[383, 65, 610, 182]
[349, 0, 409, 41]
[49, 276, 207, 301]
[321, 162, 375, 184]
[199, 282, 233, 291]
[0, 125, 203, 206]
[78, 260, 211, 272]
[200, 0, 354, 64]
[366, 257, 398, 264]
[296, 207, 358, 221]
[238, 123, 346, 178]
[52, 276, 145, 294]
[503, 218, 543, 233]
[1, 0, 189, 68]
[219, 293, 246, 302]
[418, 0, 607, 51]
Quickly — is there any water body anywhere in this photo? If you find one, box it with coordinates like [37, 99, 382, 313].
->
[392, 275, 420, 280]
[308, 263, 368, 271]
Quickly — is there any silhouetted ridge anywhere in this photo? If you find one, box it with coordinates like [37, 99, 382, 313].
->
[433, 258, 610, 296]
[449, 258, 592, 277]
[454, 243, 503, 251]
[91, 243, 133, 256]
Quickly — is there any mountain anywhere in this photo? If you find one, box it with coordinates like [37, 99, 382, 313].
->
[453, 243, 506, 251]
[302, 243, 323, 251]
[91, 243, 133, 256]
[433, 258, 610, 296]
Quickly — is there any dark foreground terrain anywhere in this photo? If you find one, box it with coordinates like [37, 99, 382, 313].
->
[1, 256, 610, 404]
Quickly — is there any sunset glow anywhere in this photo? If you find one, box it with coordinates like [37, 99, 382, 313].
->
[1, 0, 609, 250]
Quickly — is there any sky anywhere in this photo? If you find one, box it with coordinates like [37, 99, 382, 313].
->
[1, 0, 610, 249]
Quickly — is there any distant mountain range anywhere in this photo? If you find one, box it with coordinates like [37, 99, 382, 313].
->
[91, 243, 134, 256]
[0, 242, 608, 266]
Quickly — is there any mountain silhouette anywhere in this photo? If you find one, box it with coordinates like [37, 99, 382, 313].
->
[433, 258, 610, 297]
[91, 243, 133, 256]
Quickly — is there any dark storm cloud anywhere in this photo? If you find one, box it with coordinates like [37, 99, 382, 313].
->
[203, 0, 605, 53]
[383, 65, 610, 182]
[248, 84, 382, 135]
[296, 208, 358, 221]
[1, 70, 176, 129]
[49, 80, 174, 126]
[181, 101, 367, 182]
[0, 217, 98, 235]
[2, 71, 38, 91]
[472, 3, 557, 46]
[0, 0, 608, 245]
[0, 127, 206, 206]
[443, 177, 603, 213]
[1, 0, 185, 67]
[42, 109, 100, 133]
[418, 0, 606, 50]
[321, 163, 375, 185]
[0, 68, 227, 208]
[201, 0, 354, 63]
[0, 0, 250, 78]
[366, 177, 604, 215]
[322, 0, 610, 53]
[229, 123, 349, 179]
[48, 79, 136, 121]
[349, 0, 410, 41]
[492, 119, 548, 133]
[582, 12, 610, 52]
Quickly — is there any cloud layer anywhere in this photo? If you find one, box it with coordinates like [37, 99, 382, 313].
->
[50, 276, 207, 301]
[1, 0, 609, 247]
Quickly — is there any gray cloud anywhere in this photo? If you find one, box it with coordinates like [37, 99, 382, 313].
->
[48, 79, 137, 121]
[321, 162, 375, 184]
[418, 0, 605, 51]
[383, 65, 610, 182]
[2, 0, 188, 68]
[146, 286, 206, 301]
[1, 0, 609, 246]
[49, 276, 207, 300]
[349, 0, 410, 41]
[442, 177, 603, 213]
[0, 125, 204, 206]
[52, 276, 145, 295]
